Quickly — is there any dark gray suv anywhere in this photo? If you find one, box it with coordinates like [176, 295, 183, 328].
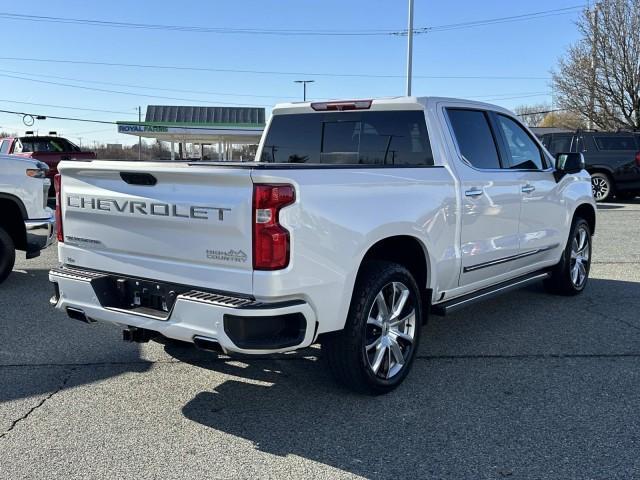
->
[541, 131, 640, 202]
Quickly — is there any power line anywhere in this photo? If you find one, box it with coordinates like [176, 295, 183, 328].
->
[407, 6, 584, 35]
[517, 108, 564, 116]
[477, 92, 552, 102]
[0, 72, 273, 106]
[0, 68, 551, 104]
[0, 57, 550, 80]
[471, 91, 549, 99]
[0, 108, 116, 125]
[0, 68, 297, 100]
[0, 6, 584, 36]
[0, 98, 136, 115]
[0, 12, 395, 36]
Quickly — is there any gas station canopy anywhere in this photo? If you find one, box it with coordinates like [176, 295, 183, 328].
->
[116, 105, 266, 159]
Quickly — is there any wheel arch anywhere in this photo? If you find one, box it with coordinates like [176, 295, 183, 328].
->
[0, 193, 27, 219]
[0, 197, 27, 250]
[573, 203, 596, 235]
[355, 235, 432, 322]
[587, 165, 615, 176]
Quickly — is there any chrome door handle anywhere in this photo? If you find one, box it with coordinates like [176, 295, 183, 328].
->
[465, 188, 483, 197]
[522, 185, 536, 194]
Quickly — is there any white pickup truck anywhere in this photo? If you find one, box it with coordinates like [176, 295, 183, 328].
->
[0, 154, 56, 284]
[49, 97, 595, 394]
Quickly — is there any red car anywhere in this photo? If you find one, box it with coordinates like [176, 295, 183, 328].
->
[0, 134, 96, 196]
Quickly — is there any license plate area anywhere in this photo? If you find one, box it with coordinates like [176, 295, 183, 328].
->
[91, 276, 192, 320]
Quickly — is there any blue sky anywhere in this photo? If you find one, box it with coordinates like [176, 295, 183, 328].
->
[0, 0, 585, 145]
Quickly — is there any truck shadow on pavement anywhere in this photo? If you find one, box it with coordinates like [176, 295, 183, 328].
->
[0, 267, 151, 404]
[171, 277, 640, 479]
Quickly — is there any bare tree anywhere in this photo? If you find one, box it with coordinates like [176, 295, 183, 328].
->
[514, 103, 553, 127]
[552, 0, 640, 130]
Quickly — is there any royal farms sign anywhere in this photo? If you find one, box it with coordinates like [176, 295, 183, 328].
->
[118, 124, 169, 133]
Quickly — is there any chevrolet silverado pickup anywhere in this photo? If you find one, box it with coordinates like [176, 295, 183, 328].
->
[49, 97, 596, 394]
[0, 153, 56, 283]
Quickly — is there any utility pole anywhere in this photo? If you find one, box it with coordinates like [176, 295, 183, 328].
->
[294, 80, 314, 101]
[138, 106, 142, 160]
[588, 2, 599, 130]
[406, 0, 415, 96]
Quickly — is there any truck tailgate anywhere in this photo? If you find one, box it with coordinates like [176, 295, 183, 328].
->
[57, 161, 254, 294]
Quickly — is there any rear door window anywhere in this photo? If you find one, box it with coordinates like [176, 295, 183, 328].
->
[446, 109, 501, 169]
[593, 136, 639, 151]
[495, 114, 546, 170]
[261, 110, 434, 166]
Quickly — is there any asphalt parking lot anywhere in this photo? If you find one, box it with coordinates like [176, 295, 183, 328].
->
[1, 201, 639, 480]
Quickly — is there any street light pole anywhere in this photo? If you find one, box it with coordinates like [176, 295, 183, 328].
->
[294, 80, 314, 101]
[406, 0, 415, 96]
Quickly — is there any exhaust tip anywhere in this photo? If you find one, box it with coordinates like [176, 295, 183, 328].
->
[193, 336, 225, 354]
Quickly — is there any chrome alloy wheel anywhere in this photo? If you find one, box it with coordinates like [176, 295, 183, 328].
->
[591, 176, 610, 201]
[365, 282, 416, 380]
[570, 225, 590, 288]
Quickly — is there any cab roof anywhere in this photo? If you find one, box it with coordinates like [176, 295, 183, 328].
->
[271, 96, 515, 116]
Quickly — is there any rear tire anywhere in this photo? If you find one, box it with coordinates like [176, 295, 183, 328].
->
[544, 218, 592, 296]
[590, 172, 614, 202]
[0, 227, 16, 285]
[321, 261, 422, 395]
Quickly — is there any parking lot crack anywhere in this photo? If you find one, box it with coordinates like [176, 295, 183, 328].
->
[0, 367, 75, 441]
[582, 296, 640, 333]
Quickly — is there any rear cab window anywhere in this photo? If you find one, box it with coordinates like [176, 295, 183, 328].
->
[0, 139, 9, 154]
[260, 110, 434, 166]
[446, 109, 501, 169]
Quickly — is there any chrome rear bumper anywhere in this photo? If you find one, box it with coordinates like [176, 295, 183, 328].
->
[25, 215, 56, 258]
[49, 266, 317, 354]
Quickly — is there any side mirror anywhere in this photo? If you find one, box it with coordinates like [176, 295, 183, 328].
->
[554, 152, 585, 181]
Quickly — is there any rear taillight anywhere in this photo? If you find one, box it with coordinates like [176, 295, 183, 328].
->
[252, 184, 295, 270]
[635, 151, 640, 167]
[54, 174, 63, 242]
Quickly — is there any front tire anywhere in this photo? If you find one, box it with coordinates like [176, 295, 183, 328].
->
[0, 227, 16, 285]
[544, 218, 592, 296]
[321, 261, 422, 395]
